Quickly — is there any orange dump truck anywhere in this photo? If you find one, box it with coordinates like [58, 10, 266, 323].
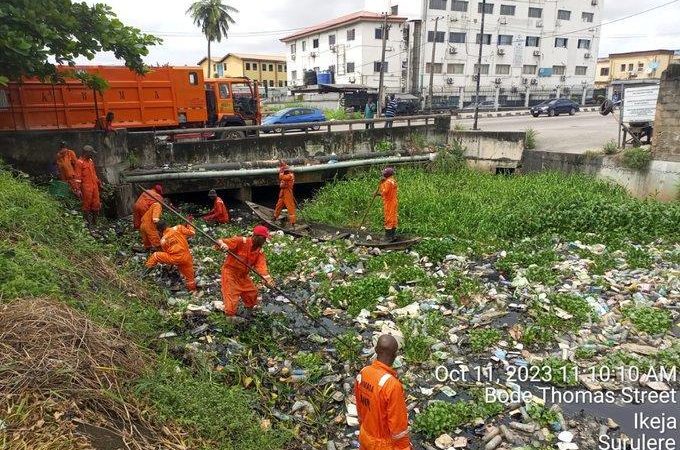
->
[0, 66, 261, 131]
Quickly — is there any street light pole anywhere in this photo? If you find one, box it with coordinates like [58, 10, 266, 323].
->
[377, 12, 389, 118]
[473, 0, 487, 130]
[428, 16, 440, 112]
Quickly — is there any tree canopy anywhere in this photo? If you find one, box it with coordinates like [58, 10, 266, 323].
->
[187, 0, 237, 78]
[0, 0, 161, 86]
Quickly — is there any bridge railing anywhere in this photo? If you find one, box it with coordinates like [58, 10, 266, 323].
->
[128, 113, 450, 140]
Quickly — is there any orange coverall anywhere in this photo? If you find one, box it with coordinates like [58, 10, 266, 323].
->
[354, 360, 412, 450]
[133, 189, 163, 229]
[139, 202, 162, 249]
[203, 196, 229, 223]
[75, 158, 101, 212]
[56, 148, 79, 193]
[146, 224, 197, 291]
[274, 171, 296, 225]
[379, 177, 398, 230]
[217, 236, 270, 316]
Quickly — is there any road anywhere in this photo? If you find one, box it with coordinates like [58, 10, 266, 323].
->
[455, 111, 620, 154]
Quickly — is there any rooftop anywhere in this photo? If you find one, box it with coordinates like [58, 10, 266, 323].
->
[220, 53, 286, 62]
[607, 49, 676, 58]
[280, 11, 407, 42]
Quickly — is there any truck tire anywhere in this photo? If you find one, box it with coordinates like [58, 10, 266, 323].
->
[221, 130, 245, 140]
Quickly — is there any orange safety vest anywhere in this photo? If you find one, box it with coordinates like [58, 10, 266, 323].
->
[56, 148, 78, 180]
[220, 236, 269, 278]
[379, 177, 398, 230]
[354, 360, 411, 450]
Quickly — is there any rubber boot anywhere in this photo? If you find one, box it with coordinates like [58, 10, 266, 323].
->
[91, 211, 99, 228]
[387, 228, 397, 242]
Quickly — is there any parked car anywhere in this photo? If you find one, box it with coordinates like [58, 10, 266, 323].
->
[263, 107, 327, 132]
[530, 99, 580, 117]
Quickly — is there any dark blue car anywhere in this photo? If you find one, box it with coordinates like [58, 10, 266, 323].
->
[530, 98, 580, 117]
[263, 107, 327, 132]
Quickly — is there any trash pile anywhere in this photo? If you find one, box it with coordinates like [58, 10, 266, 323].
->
[111, 205, 679, 450]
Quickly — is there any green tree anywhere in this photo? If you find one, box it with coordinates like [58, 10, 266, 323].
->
[187, 0, 238, 78]
[0, 0, 161, 87]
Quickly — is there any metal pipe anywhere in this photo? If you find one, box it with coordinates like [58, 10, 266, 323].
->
[123, 154, 435, 183]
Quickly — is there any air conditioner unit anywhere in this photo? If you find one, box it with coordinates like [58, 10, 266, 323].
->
[584, 53, 591, 58]
[530, 78, 538, 85]
[497, 48, 505, 55]
[533, 50, 541, 57]
[511, 86, 518, 93]
[330, 45, 336, 52]
[446, 78, 454, 85]
[472, 74, 479, 81]
[522, 77, 529, 84]
[536, 20, 543, 27]
[591, 0, 598, 5]
[448, 47, 457, 55]
[310, 51, 318, 57]
[499, 17, 507, 24]
[450, 14, 458, 22]
[560, 75, 567, 82]
[291, 54, 296, 61]
[495, 78, 502, 84]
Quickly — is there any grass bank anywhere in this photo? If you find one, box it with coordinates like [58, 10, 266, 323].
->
[301, 167, 680, 245]
[0, 170, 290, 449]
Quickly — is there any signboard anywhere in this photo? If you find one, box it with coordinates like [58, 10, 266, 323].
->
[623, 85, 659, 123]
[538, 68, 553, 77]
[513, 34, 524, 67]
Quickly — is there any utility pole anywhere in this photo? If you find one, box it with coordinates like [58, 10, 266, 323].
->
[427, 16, 440, 112]
[377, 12, 389, 118]
[473, 0, 487, 130]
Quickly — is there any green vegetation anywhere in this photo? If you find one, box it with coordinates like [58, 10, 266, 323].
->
[265, 238, 324, 277]
[526, 402, 560, 427]
[524, 128, 538, 150]
[375, 138, 395, 153]
[534, 357, 579, 387]
[551, 293, 597, 326]
[443, 271, 483, 305]
[413, 392, 503, 438]
[602, 140, 618, 155]
[294, 351, 327, 383]
[620, 147, 652, 171]
[327, 275, 390, 316]
[395, 289, 415, 307]
[467, 328, 502, 353]
[623, 306, 673, 335]
[324, 108, 362, 121]
[301, 168, 680, 245]
[335, 331, 363, 363]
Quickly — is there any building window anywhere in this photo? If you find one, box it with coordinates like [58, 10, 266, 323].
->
[290, 43, 296, 55]
[262, 64, 267, 72]
[277, 64, 283, 72]
[347, 29, 355, 41]
[268, 80, 274, 87]
[188, 72, 198, 85]
[425, 63, 443, 73]
[449, 32, 466, 43]
[528, 7, 542, 18]
[476, 33, 492, 45]
[218, 83, 229, 99]
[474, 63, 490, 75]
[478, 2, 493, 14]
[525, 36, 540, 47]
[582, 12, 594, 22]
[285, 81, 288, 86]
[451, 0, 468, 11]
[522, 64, 537, 75]
[278, 81, 283, 87]
[329, 34, 336, 46]
[557, 9, 571, 20]
[427, 31, 446, 43]
[302, 41, 306, 51]
[575, 66, 587, 76]
[600, 67, 609, 76]
[252, 63, 258, 70]
[291, 70, 297, 80]
[313, 39, 319, 49]
[374, 61, 388, 73]
[284, 64, 287, 71]
[375, 27, 389, 40]
[638, 62, 644, 71]
[497, 34, 513, 45]
[495, 64, 511, 75]
[347, 62, 355, 73]
[245, 62, 251, 70]
[429, 0, 447, 9]
[577, 39, 591, 49]
[628, 63, 634, 71]
[447, 63, 465, 74]
[500, 4, 515, 15]
[620, 64, 626, 72]
[554, 38, 568, 48]
[552, 65, 566, 75]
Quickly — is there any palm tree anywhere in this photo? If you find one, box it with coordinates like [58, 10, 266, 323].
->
[187, 0, 238, 78]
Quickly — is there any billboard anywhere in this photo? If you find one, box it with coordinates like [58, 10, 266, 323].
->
[623, 85, 659, 123]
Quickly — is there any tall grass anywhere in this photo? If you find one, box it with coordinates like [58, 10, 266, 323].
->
[300, 167, 679, 244]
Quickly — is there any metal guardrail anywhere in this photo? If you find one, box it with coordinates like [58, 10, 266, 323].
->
[128, 113, 449, 138]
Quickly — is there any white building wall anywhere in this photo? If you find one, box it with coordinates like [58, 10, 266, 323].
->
[285, 20, 406, 91]
[420, 0, 602, 94]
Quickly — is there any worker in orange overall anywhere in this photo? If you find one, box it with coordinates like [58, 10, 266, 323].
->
[55, 141, 79, 194]
[354, 334, 412, 450]
[139, 200, 163, 250]
[216, 225, 274, 317]
[145, 220, 197, 291]
[75, 145, 102, 228]
[273, 162, 296, 226]
[132, 184, 164, 229]
[95, 111, 116, 132]
[202, 189, 229, 224]
[377, 167, 398, 242]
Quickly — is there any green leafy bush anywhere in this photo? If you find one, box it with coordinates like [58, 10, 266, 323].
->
[413, 394, 502, 438]
[620, 147, 652, 171]
[328, 275, 390, 316]
[525, 128, 538, 150]
[374, 138, 395, 153]
[602, 140, 618, 155]
[467, 328, 502, 353]
[623, 306, 672, 335]
[443, 272, 482, 305]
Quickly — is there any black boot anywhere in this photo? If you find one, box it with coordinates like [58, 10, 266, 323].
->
[385, 228, 397, 242]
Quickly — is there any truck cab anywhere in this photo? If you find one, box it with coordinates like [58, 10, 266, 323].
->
[204, 77, 261, 128]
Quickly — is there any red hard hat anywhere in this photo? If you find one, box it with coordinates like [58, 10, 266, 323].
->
[154, 184, 163, 195]
[253, 225, 270, 239]
[382, 167, 395, 178]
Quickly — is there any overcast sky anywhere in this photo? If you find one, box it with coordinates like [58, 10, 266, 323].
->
[84, 0, 680, 65]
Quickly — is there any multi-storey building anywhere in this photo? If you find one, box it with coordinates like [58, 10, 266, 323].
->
[595, 49, 677, 88]
[197, 54, 287, 88]
[281, 11, 408, 90]
[414, 0, 602, 103]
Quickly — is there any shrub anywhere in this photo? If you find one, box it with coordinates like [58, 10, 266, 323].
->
[524, 128, 538, 150]
[328, 275, 390, 316]
[602, 140, 618, 155]
[374, 138, 395, 153]
[413, 393, 502, 438]
[467, 328, 502, 353]
[623, 306, 672, 335]
[443, 272, 482, 305]
[620, 147, 652, 171]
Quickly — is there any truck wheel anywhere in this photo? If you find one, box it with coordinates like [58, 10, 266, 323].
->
[222, 130, 245, 140]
